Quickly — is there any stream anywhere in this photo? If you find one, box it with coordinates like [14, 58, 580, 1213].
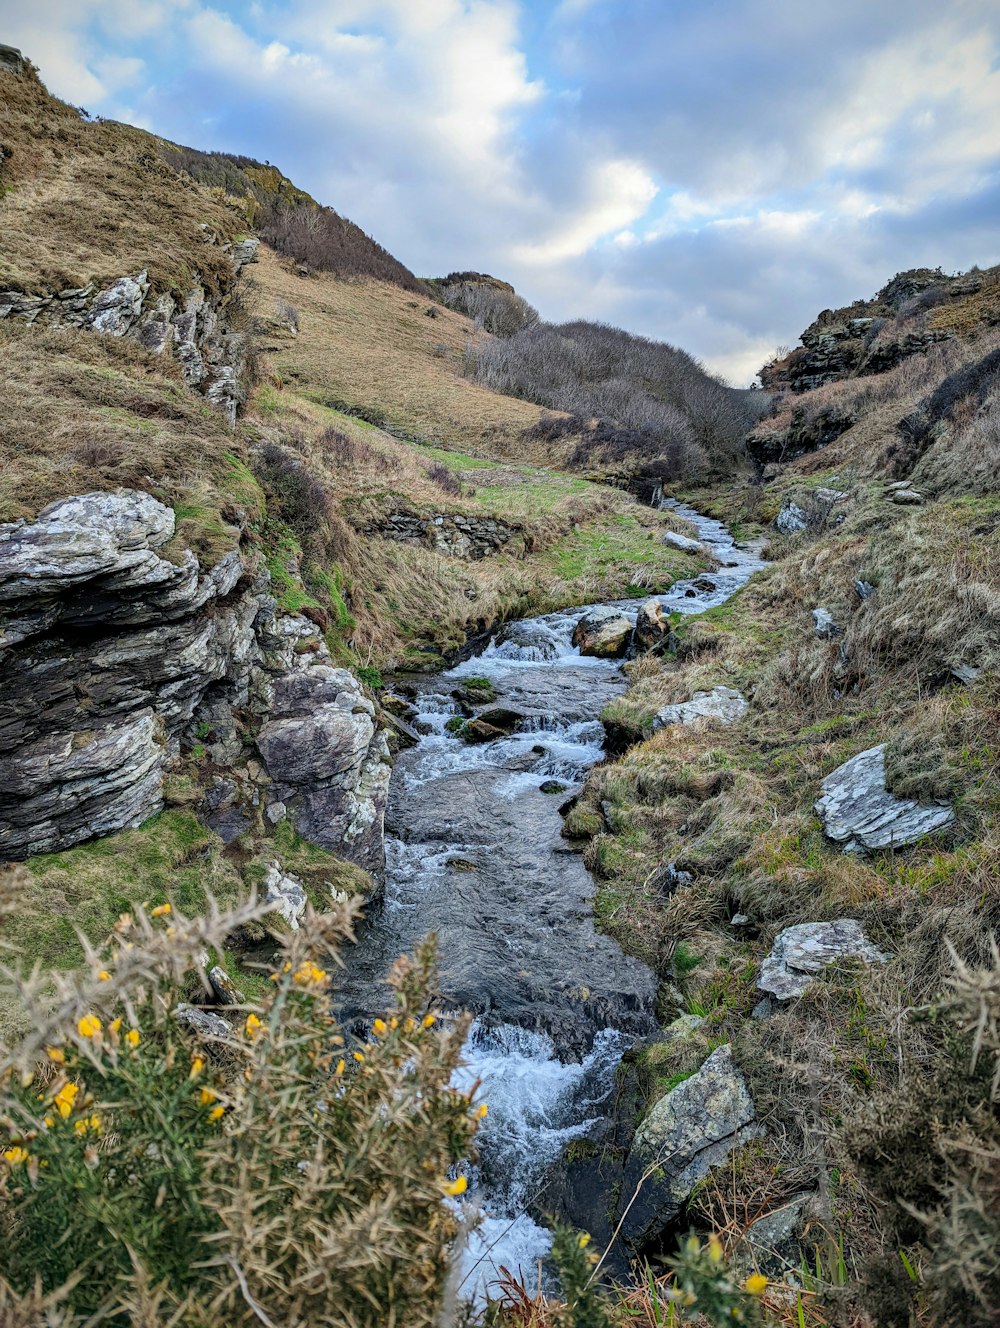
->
[334, 502, 766, 1303]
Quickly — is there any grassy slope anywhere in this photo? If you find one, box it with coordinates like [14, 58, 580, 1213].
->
[576, 334, 1000, 1316]
[0, 67, 704, 1033]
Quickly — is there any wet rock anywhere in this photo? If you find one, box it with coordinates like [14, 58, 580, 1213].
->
[451, 679, 498, 706]
[475, 706, 525, 733]
[572, 607, 631, 658]
[652, 686, 748, 731]
[758, 919, 888, 1000]
[381, 692, 418, 722]
[463, 719, 506, 744]
[812, 607, 838, 638]
[854, 579, 875, 601]
[263, 862, 308, 930]
[662, 530, 703, 553]
[496, 620, 561, 660]
[382, 710, 421, 749]
[816, 744, 955, 852]
[539, 780, 567, 794]
[619, 1046, 759, 1247]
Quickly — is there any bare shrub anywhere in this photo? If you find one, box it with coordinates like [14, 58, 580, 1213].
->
[254, 440, 331, 541]
[318, 425, 368, 467]
[438, 275, 539, 337]
[426, 461, 462, 496]
[259, 200, 425, 292]
[466, 319, 766, 480]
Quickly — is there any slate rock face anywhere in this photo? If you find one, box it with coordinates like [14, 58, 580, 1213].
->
[816, 744, 955, 852]
[619, 1046, 759, 1247]
[652, 686, 748, 731]
[758, 920, 888, 1000]
[572, 607, 632, 658]
[0, 491, 391, 871]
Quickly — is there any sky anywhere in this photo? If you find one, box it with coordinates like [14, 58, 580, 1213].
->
[3, 0, 999, 384]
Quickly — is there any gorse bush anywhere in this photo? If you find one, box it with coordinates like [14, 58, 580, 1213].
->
[0, 888, 481, 1326]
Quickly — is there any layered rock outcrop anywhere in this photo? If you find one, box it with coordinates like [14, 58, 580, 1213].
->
[0, 240, 258, 425]
[0, 490, 390, 870]
[816, 744, 955, 853]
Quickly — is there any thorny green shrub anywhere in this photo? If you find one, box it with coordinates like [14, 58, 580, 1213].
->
[0, 889, 482, 1326]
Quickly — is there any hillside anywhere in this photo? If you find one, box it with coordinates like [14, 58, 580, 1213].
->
[2, 46, 1000, 1328]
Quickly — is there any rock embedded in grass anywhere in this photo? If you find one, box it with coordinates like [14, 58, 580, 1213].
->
[757, 919, 888, 1000]
[815, 743, 956, 852]
[651, 686, 748, 731]
[662, 529, 703, 552]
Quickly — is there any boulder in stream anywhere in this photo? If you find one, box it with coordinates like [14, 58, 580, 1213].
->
[816, 744, 955, 852]
[662, 529, 703, 553]
[634, 597, 675, 651]
[619, 1045, 759, 1248]
[572, 607, 632, 658]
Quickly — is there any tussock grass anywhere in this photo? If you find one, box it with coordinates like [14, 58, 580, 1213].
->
[0, 65, 239, 296]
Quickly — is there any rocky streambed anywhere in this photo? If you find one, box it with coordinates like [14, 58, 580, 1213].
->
[332, 503, 768, 1301]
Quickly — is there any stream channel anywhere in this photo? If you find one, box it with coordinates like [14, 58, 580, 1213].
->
[334, 502, 766, 1303]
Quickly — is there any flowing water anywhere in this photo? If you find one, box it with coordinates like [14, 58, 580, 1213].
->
[334, 502, 766, 1302]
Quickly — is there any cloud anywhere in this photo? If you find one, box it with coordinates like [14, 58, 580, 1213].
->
[3, 0, 999, 383]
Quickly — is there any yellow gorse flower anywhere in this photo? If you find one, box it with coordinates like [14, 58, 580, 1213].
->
[422, 1013, 436, 1028]
[109, 1017, 123, 1035]
[200, 1087, 217, 1106]
[334, 1058, 346, 1076]
[372, 1018, 387, 1037]
[125, 1028, 140, 1048]
[293, 963, 328, 986]
[444, 1175, 467, 1197]
[352, 1051, 365, 1063]
[77, 1014, 102, 1040]
[45, 1046, 65, 1064]
[97, 970, 111, 982]
[74, 1114, 101, 1136]
[476, 1103, 488, 1118]
[2, 1146, 28, 1165]
[150, 903, 171, 917]
[208, 1105, 225, 1122]
[577, 1233, 590, 1249]
[744, 1273, 768, 1295]
[244, 1013, 263, 1040]
[54, 1082, 79, 1119]
[189, 1056, 205, 1079]
[707, 1234, 724, 1264]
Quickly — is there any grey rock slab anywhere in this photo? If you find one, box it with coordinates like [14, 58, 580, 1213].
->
[174, 1005, 232, 1040]
[816, 744, 955, 851]
[208, 965, 244, 1006]
[758, 919, 888, 1000]
[775, 499, 808, 535]
[652, 685, 748, 731]
[662, 530, 704, 552]
[634, 597, 674, 651]
[619, 1046, 759, 1245]
[812, 607, 839, 638]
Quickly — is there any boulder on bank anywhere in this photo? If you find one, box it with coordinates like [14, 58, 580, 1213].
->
[619, 1046, 759, 1247]
[758, 919, 888, 1000]
[651, 686, 748, 731]
[572, 607, 632, 658]
[815, 744, 955, 852]
[662, 529, 703, 553]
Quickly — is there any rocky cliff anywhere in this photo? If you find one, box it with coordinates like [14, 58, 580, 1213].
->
[0, 491, 390, 871]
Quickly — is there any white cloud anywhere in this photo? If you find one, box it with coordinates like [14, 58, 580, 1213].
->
[512, 159, 658, 263]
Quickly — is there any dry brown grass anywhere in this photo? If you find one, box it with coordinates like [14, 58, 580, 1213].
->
[253, 246, 569, 460]
[0, 65, 240, 296]
[0, 322, 261, 553]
